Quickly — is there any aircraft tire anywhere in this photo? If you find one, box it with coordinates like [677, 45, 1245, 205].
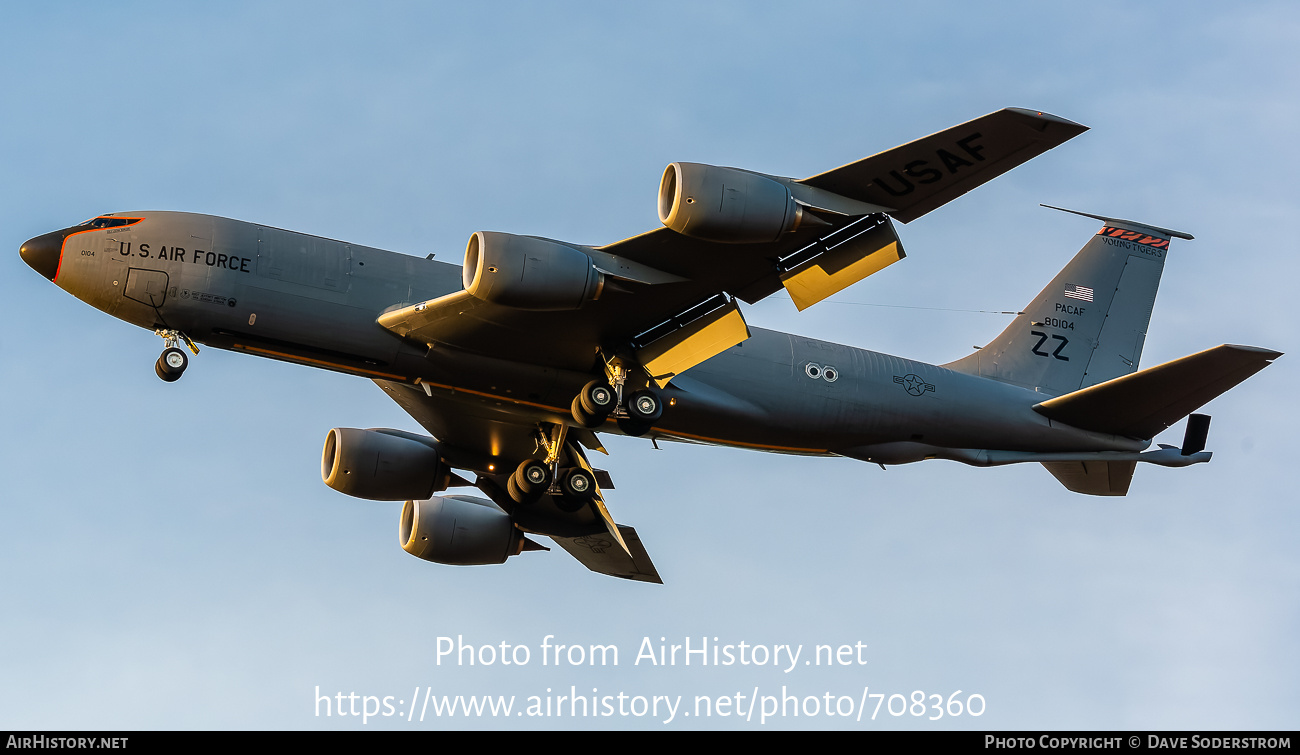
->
[570, 395, 603, 428]
[513, 459, 551, 495]
[155, 356, 182, 382]
[507, 475, 540, 505]
[616, 417, 652, 437]
[626, 389, 663, 423]
[578, 380, 616, 417]
[559, 467, 596, 502]
[159, 347, 188, 376]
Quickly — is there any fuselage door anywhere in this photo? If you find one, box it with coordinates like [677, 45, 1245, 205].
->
[124, 267, 170, 308]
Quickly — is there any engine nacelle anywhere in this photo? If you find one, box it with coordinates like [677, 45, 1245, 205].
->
[322, 428, 447, 501]
[462, 231, 603, 311]
[400, 496, 524, 565]
[658, 162, 803, 243]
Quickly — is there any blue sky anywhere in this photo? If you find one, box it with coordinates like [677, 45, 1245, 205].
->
[2, 1, 1297, 730]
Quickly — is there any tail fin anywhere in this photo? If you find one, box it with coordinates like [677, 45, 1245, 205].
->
[944, 206, 1193, 396]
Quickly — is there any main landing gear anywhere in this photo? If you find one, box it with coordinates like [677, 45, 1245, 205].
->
[154, 329, 199, 382]
[506, 358, 669, 508]
[506, 425, 600, 512]
[568, 359, 664, 437]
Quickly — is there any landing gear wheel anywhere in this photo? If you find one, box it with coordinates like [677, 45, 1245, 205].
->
[625, 389, 663, 423]
[559, 467, 597, 503]
[155, 360, 179, 382]
[555, 467, 595, 512]
[579, 380, 616, 417]
[507, 475, 542, 505]
[155, 347, 188, 382]
[512, 459, 552, 496]
[617, 417, 652, 437]
[507, 475, 526, 504]
[570, 395, 603, 429]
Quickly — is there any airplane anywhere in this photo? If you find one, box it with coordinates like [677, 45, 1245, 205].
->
[19, 108, 1280, 584]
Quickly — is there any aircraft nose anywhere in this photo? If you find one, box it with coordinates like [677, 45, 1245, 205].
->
[19, 230, 65, 281]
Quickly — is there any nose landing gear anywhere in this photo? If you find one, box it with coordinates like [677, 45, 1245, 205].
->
[155, 348, 188, 382]
[154, 329, 199, 382]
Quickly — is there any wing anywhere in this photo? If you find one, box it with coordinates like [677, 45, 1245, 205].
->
[798, 108, 1089, 223]
[378, 108, 1088, 379]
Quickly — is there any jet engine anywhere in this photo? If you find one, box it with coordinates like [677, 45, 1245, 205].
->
[400, 495, 525, 565]
[462, 231, 604, 310]
[658, 162, 810, 243]
[322, 428, 448, 501]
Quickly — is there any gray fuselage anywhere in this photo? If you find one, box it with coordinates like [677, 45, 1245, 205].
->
[30, 211, 1144, 471]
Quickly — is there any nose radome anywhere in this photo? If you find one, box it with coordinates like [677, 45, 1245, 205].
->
[20, 230, 66, 281]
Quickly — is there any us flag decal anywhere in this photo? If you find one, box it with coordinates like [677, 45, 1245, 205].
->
[1064, 284, 1094, 302]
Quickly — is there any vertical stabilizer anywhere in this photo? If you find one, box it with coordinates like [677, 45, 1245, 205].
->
[944, 207, 1193, 396]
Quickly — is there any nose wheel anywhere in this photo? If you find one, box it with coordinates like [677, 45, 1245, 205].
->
[154, 329, 199, 382]
[155, 348, 189, 382]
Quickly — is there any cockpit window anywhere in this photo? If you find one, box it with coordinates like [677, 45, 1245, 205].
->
[76, 217, 142, 229]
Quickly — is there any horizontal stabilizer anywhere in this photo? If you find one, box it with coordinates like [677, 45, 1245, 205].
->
[1040, 204, 1194, 240]
[1033, 345, 1281, 439]
[1042, 460, 1136, 496]
[550, 526, 663, 584]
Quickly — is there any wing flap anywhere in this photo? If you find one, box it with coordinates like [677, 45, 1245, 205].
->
[778, 214, 905, 311]
[636, 299, 751, 388]
[1033, 344, 1282, 439]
